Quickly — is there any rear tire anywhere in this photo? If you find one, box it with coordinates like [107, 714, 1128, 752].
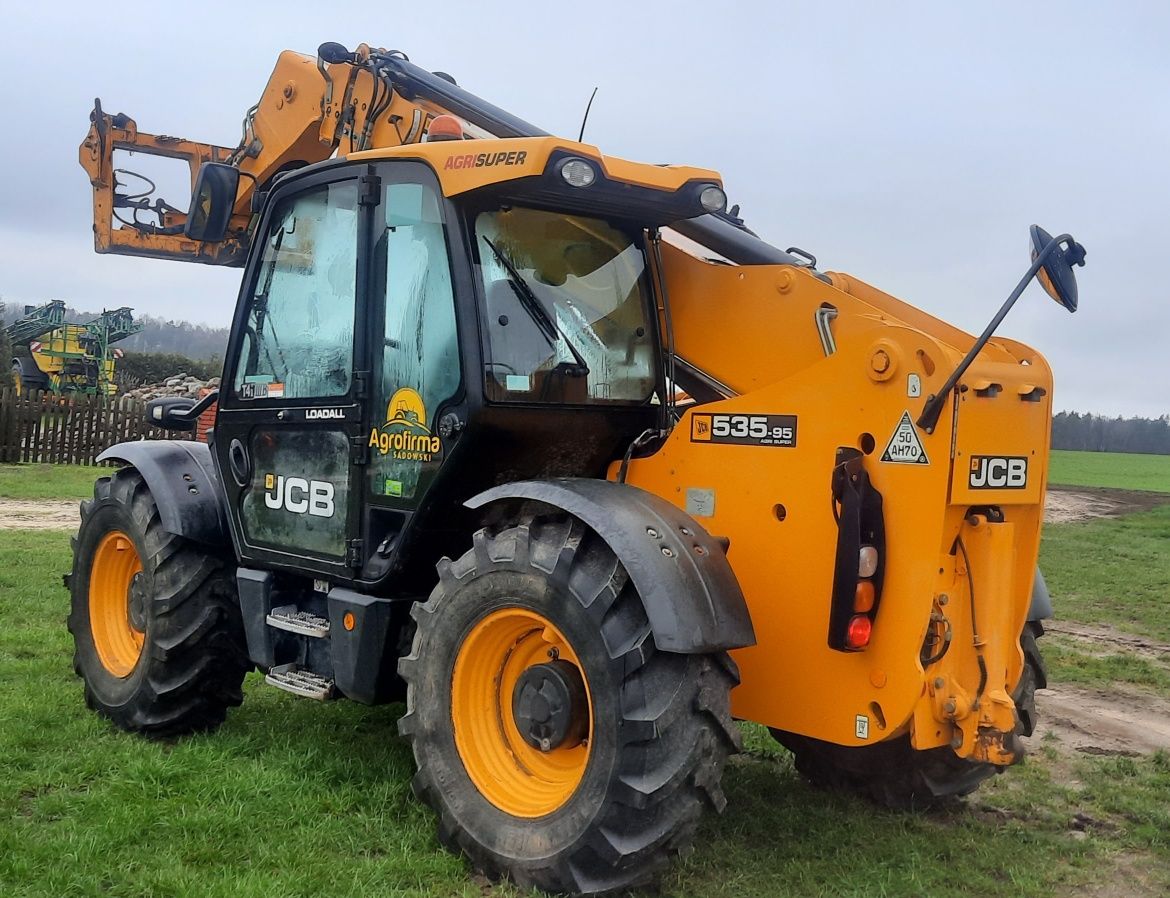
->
[399, 518, 740, 894]
[68, 468, 249, 737]
[774, 621, 1047, 810]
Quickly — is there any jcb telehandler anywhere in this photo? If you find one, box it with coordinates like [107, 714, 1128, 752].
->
[70, 41, 1085, 894]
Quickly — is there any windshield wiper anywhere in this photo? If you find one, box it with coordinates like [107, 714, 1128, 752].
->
[481, 236, 590, 376]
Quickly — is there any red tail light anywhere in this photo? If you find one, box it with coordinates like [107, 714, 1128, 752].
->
[845, 614, 873, 650]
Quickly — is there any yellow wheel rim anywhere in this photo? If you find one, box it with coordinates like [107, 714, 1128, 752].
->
[89, 530, 145, 677]
[451, 607, 593, 818]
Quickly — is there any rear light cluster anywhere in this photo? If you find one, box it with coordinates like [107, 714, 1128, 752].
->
[827, 447, 886, 653]
[846, 546, 879, 649]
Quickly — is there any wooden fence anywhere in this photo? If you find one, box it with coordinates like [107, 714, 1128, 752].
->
[0, 388, 192, 465]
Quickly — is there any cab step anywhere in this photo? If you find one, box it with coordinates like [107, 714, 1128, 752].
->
[266, 605, 330, 638]
[264, 664, 335, 700]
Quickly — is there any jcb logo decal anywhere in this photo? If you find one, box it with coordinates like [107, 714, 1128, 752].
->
[969, 456, 1028, 490]
[264, 474, 336, 517]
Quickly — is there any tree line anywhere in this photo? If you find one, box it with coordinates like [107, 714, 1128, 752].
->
[0, 300, 228, 361]
[1052, 411, 1170, 455]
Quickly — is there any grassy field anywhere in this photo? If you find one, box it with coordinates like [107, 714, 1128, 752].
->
[0, 463, 106, 500]
[1, 461, 1168, 897]
[1041, 505, 1170, 642]
[1049, 449, 1170, 493]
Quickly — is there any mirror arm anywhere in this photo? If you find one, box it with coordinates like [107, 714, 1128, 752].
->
[916, 237, 1070, 434]
[171, 389, 219, 424]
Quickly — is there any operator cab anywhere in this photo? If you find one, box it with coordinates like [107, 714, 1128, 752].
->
[203, 139, 723, 593]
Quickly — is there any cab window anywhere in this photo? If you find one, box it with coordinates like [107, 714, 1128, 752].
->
[369, 180, 462, 501]
[473, 207, 656, 405]
[232, 181, 358, 400]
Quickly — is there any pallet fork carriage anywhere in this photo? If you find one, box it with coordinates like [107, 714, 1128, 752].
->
[69, 39, 1083, 895]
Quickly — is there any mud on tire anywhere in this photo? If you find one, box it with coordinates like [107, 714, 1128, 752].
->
[68, 468, 250, 737]
[398, 518, 741, 895]
[774, 621, 1047, 811]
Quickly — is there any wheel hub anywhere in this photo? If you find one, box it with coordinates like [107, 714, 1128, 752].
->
[512, 660, 588, 752]
[127, 572, 149, 632]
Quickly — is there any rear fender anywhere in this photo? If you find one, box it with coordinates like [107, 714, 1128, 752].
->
[1028, 567, 1053, 621]
[97, 440, 231, 547]
[466, 478, 756, 653]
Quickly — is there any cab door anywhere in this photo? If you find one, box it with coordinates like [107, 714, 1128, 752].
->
[215, 169, 372, 577]
[360, 162, 467, 574]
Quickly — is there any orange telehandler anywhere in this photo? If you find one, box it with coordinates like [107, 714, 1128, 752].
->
[71, 40, 1084, 894]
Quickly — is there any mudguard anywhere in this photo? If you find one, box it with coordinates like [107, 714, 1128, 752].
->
[97, 440, 231, 547]
[12, 356, 50, 390]
[1029, 567, 1053, 621]
[466, 478, 756, 653]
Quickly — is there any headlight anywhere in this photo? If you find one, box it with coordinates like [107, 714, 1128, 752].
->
[560, 158, 597, 188]
[699, 184, 727, 213]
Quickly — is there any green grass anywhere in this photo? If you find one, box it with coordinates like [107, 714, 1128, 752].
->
[1, 532, 1167, 897]
[1049, 450, 1170, 493]
[0, 464, 106, 500]
[1043, 638, 1170, 698]
[1040, 505, 1170, 643]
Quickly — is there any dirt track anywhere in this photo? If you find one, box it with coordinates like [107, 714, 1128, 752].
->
[1028, 685, 1170, 757]
[3, 485, 1167, 532]
[0, 499, 78, 530]
[1030, 619, 1170, 757]
[1044, 484, 1170, 523]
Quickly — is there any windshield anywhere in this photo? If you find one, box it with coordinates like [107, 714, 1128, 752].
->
[473, 207, 657, 404]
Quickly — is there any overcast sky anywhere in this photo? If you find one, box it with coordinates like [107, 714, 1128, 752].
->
[3, 1, 1167, 415]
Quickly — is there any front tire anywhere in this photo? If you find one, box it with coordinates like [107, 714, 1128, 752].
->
[68, 468, 249, 737]
[399, 518, 740, 895]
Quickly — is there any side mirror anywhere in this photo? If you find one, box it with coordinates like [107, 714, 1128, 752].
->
[1030, 225, 1086, 313]
[317, 41, 356, 64]
[184, 163, 241, 242]
[145, 397, 197, 431]
[917, 225, 1087, 433]
[144, 391, 219, 432]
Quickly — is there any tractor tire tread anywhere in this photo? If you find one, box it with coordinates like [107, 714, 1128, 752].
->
[399, 519, 738, 895]
[774, 624, 1047, 811]
[68, 467, 248, 739]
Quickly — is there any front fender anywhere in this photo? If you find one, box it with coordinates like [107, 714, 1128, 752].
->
[97, 440, 230, 547]
[466, 478, 756, 653]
